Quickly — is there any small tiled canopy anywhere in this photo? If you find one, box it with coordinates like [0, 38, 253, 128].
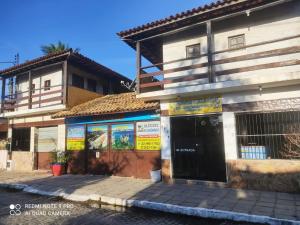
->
[52, 92, 159, 118]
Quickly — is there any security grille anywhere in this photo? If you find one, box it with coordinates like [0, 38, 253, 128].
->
[236, 111, 300, 159]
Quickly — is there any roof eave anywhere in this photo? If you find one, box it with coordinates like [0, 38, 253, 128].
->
[52, 107, 159, 119]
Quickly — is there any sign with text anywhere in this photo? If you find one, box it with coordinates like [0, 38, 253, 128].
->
[168, 97, 222, 116]
[136, 121, 160, 151]
[67, 125, 85, 151]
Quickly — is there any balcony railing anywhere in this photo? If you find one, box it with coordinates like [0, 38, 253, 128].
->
[138, 34, 300, 94]
[1, 84, 64, 113]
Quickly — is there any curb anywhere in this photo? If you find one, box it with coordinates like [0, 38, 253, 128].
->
[0, 183, 299, 225]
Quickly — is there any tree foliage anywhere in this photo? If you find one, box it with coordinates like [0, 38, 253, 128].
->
[41, 41, 80, 55]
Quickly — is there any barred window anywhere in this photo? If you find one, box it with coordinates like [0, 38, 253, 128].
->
[236, 111, 300, 160]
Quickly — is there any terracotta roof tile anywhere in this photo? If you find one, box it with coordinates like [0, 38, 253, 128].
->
[0, 50, 131, 82]
[117, 0, 275, 38]
[0, 50, 71, 75]
[117, 0, 240, 37]
[52, 92, 159, 118]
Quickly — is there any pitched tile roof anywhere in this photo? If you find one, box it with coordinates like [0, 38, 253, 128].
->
[0, 50, 71, 75]
[52, 92, 159, 118]
[117, 0, 278, 38]
[0, 50, 131, 83]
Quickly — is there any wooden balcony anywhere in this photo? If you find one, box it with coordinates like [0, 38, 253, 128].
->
[1, 84, 64, 113]
[137, 34, 300, 95]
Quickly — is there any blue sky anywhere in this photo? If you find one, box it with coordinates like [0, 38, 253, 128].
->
[0, 0, 213, 80]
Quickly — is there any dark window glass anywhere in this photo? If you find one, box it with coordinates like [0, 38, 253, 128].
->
[186, 44, 201, 58]
[72, 74, 84, 89]
[44, 80, 51, 91]
[11, 128, 30, 151]
[228, 34, 245, 49]
[87, 79, 97, 92]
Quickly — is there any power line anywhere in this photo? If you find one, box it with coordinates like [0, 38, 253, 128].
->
[0, 53, 19, 65]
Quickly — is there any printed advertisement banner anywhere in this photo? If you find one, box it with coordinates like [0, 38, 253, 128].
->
[136, 121, 160, 151]
[87, 125, 108, 151]
[168, 96, 222, 116]
[67, 125, 85, 151]
[111, 124, 134, 150]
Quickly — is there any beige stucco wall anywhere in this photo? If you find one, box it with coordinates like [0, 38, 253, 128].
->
[227, 159, 300, 193]
[0, 150, 8, 170]
[11, 151, 34, 171]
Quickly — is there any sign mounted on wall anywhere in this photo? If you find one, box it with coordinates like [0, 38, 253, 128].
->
[111, 124, 134, 150]
[136, 121, 160, 151]
[67, 125, 85, 151]
[168, 96, 222, 116]
[87, 125, 108, 151]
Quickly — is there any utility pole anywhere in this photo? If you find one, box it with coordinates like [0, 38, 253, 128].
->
[0, 53, 20, 101]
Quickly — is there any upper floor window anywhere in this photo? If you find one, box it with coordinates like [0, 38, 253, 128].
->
[72, 74, 84, 89]
[44, 80, 51, 91]
[87, 79, 97, 92]
[228, 34, 245, 49]
[186, 44, 201, 58]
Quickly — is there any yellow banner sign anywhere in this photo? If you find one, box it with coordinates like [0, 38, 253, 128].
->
[168, 96, 222, 116]
[66, 125, 85, 151]
[136, 121, 160, 151]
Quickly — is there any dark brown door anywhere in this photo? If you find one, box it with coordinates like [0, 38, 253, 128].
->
[171, 115, 226, 182]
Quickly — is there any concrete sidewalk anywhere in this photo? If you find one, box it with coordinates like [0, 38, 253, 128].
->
[0, 171, 299, 225]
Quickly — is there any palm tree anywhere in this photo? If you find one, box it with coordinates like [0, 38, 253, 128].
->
[41, 41, 80, 55]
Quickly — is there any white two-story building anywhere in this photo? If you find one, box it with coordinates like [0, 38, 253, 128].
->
[0, 49, 130, 171]
[118, 0, 300, 192]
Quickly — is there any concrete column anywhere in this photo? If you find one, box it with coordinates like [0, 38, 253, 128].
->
[161, 116, 171, 160]
[222, 112, 238, 160]
[30, 127, 38, 170]
[30, 127, 37, 152]
[161, 116, 172, 181]
[57, 124, 66, 151]
[7, 127, 12, 139]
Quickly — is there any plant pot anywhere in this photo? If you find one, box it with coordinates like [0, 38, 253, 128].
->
[51, 163, 65, 176]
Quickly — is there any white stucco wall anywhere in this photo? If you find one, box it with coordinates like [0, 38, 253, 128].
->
[16, 66, 63, 110]
[160, 116, 171, 160]
[30, 127, 37, 153]
[57, 124, 66, 151]
[142, 1, 300, 100]
[222, 112, 238, 160]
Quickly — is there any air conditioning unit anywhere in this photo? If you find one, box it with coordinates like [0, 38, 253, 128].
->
[6, 160, 13, 171]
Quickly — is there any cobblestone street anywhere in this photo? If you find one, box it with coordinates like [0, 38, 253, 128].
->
[0, 188, 258, 225]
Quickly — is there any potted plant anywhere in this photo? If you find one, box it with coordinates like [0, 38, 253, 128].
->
[50, 150, 69, 176]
